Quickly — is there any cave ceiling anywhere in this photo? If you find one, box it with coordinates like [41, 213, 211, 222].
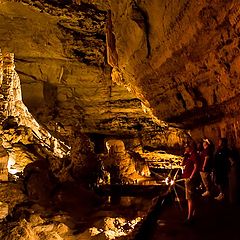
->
[0, 0, 164, 136]
[1, 0, 239, 139]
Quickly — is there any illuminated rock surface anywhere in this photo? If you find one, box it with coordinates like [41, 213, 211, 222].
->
[0, 0, 158, 135]
[0, 0, 239, 144]
[0, 51, 69, 158]
[101, 139, 151, 184]
[0, 0, 188, 147]
[2, 0, 240, 239]
[109, 0, 240, 147]
[0, 195, 155, 240]
[0, 50, 168, 239]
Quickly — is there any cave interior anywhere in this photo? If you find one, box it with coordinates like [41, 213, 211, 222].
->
[0, 0, 240, 239]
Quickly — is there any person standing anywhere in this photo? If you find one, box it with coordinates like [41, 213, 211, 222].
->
[199, 139, 213, 197]
[228, 147, 239, 204]
[214, 138, 230, 201]
[182, 144, 198, 222]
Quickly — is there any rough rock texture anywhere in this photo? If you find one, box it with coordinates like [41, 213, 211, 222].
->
[0, 51, 69, 158]
[0, 195, 154, 240]
[108, 0, 240, 147]
[0, 0, 189, 154]
[0, 143, 9, 181]
[3, 0, 240, 151]
[0, 182, 26, 214]
[191, 115, 240, 151]
[0, 0, 157, 134]
[49, 129, 99, 184]
[101, 139, 151, 184]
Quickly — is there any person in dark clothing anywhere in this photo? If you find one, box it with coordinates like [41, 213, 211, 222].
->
[228, 147, 239, 204]
[182, 144, 198, 222]
[214, 138, 231, 201]
[196, 141, 203, 155]
[199, 139, 213, 197]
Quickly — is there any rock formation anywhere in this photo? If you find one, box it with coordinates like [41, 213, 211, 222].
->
[101, 139, 151, 184]
[108, 0, 240, 148]
[0, 51, 70, 158]
[2, 0, 240, 238]
[0, 0, 186, 143]
[2, 0, 240, 149]
[0, 139, 9, 181]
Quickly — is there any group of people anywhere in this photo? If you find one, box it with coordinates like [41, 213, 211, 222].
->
[181, 137, 238, 223]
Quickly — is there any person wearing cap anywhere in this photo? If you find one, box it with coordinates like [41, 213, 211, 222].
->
[199, 139, 213, 197]
[182, 143, 198, 222]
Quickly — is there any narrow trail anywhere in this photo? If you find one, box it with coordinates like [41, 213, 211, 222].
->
[137, 195, 240, 240]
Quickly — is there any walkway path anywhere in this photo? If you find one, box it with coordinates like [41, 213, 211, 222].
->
[150, 198, 240, 240]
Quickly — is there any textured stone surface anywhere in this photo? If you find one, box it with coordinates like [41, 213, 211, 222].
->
[108, 0, 240, 135]
[0, 2, 193, 237]
[102, 139, 151, 183]
[2, 0, 240, 149]
[0, 0, 189, 154]
[0, 0, 160, 135]
[0, 144, 9, 181]
[0, 195, 153, 240]
[0, 182, 26, 213]
[0, 51, 70, 158]
[0, 0, 108, 129]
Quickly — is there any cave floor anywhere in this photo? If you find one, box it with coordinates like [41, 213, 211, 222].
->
[150, 197, 240, 240]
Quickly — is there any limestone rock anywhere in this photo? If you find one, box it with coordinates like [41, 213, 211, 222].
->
[1, 216, 72, 240]
[23, 159, 56, 204]
[2, 125, 33, 145]
[9, 145, 37, 174]
[103, 139, 151, 183]
[0, 144, 9, 181]
[0, 51, 69, 158]
[7, 219, 40, 240]
[0, 202, 8, 220]
[108, 0, 240, 141]
[0, 182, 27, 214]
[0, 0, 188, 146]
[49, 130, 99, 184]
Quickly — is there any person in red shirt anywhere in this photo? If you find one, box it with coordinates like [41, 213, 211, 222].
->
[182, 144, 198, 223]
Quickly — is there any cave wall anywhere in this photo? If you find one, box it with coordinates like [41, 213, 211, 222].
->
[0, 0, 190, 154]
[0, 0, 109, 130]
[0, 0, 162, 133]
[191, 115, 240, 150]
[2, 0, 240, 149]
[108, 0, 240, 148]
